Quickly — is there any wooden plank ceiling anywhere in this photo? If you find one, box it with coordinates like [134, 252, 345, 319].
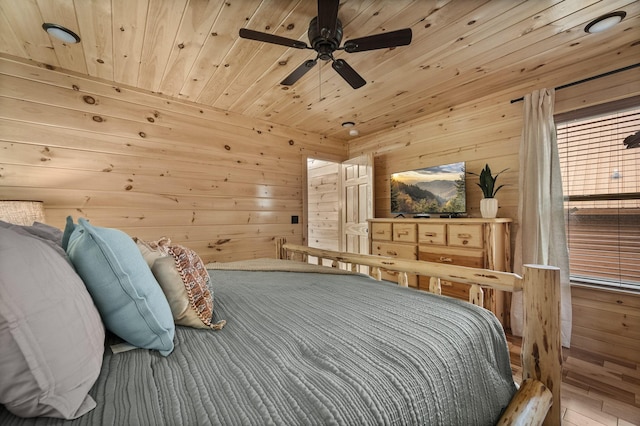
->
[1, 0, 639, 141]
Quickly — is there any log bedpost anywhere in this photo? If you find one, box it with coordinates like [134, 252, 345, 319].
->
[398, 272, 409, 287]
[371, 267, 382, 281]
[521, 264, 562, 426]
[497, 379, 553, 425]
[275, 237, 286, 260]
[469, 284, 484, 308]
[428, 276, 442, 295]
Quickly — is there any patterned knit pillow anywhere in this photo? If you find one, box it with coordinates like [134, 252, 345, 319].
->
[144, 238, 225, 330]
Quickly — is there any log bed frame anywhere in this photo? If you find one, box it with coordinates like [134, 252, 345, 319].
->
[275, 238, 561, 426]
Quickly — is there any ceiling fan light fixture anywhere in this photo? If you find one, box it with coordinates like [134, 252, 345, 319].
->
[584, 11, 626, 33]
[42, 23, 81, 43]
[342, 121, 358, 136]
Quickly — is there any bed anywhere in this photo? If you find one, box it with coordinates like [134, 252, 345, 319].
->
[0, 223, 560, 426]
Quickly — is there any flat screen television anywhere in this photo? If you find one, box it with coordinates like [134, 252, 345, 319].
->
[390, 161, 466, 216]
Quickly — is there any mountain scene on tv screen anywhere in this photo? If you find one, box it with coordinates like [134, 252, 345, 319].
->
[391, 167, 465, 214]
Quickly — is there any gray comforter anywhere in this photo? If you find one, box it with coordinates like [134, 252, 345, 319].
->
[0, 264, 516, 425]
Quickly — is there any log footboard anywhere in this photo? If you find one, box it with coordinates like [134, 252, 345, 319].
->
[275, 238, 561, 426]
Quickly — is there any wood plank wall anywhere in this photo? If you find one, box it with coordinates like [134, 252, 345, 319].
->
[349, 68, 640, 225]
[348, 66, 640, 363]
[571, 287, 640, 363]
[0, 55, 347, 263]
[1, 51, 638, 362]
[349, 93, 523, 222]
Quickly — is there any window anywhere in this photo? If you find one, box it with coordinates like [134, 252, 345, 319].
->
[556, 98, 640, 290]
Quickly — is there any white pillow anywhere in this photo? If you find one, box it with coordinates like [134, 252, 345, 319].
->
[0, 227, 105, 419]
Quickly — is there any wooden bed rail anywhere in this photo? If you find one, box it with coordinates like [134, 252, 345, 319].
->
[276, 240, 521, 292]
[275, 238, 561, 426]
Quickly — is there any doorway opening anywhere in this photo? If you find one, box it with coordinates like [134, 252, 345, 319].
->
[305, 155, 373, 264]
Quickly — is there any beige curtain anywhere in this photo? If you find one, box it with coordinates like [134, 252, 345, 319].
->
[511, 88, 572, 347]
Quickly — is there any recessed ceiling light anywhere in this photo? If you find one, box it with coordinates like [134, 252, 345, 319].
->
[584, 11, 626, 34]
[341, 121, 355, 128]
[42, 23, 81, 44]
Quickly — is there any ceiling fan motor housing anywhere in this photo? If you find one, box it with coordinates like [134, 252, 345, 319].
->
[237, 1, 411, 89]
[308, 17, 343, 61]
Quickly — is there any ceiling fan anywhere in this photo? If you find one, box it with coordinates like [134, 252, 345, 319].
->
[238, 0, 412, 89]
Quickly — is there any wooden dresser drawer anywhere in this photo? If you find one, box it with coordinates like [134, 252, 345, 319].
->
[370, 222, 392, 241]
[418, 223, 447, 245]
[447, 224, 483, 249]
[418, 247, 484, 301]
[418, 246, 484, 268]
[393, 223, 417, 242]
[373, 242, 417, 259]
[439, 281, 471, 300]
[420, 276, 491, 307]
[381, 269, 418, 288]
[417, 274, 471, 300]
[372, 241, 418, 287]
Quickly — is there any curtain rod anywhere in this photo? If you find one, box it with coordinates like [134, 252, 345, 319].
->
[510, 62, 640, 104]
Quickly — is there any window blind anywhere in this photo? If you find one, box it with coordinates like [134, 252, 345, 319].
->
[556, 104, 640, 290]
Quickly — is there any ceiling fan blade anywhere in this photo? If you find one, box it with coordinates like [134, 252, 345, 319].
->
[281, 59, 318, 86]
[332, 59, 366, 89]
[239, 28, 308, 49]
[317, 0, 339, 38]
[343, 28, 412, 53]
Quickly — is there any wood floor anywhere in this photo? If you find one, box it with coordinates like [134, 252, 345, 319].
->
[507, 334, 640, 425]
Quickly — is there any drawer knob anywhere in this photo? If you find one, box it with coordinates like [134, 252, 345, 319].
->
[423, 232, 436, 237]
[439, 256, 453, 263]
[375, 230, 385, 234]
[457, 233, 472, 239]
[387, 250, 398, 256]
[396, 231, 409, 236]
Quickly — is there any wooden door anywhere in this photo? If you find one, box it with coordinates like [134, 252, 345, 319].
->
[341, 154, 373, 255]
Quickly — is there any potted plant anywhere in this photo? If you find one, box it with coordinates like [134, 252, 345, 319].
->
[468, 164, 508, 218]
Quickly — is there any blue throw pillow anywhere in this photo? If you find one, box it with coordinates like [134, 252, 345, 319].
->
[64, 217, 175, 356]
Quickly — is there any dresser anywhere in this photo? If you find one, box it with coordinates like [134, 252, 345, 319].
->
[368, 218, 512, 325]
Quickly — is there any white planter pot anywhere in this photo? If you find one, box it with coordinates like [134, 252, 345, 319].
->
[480, 198, 498, 218]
